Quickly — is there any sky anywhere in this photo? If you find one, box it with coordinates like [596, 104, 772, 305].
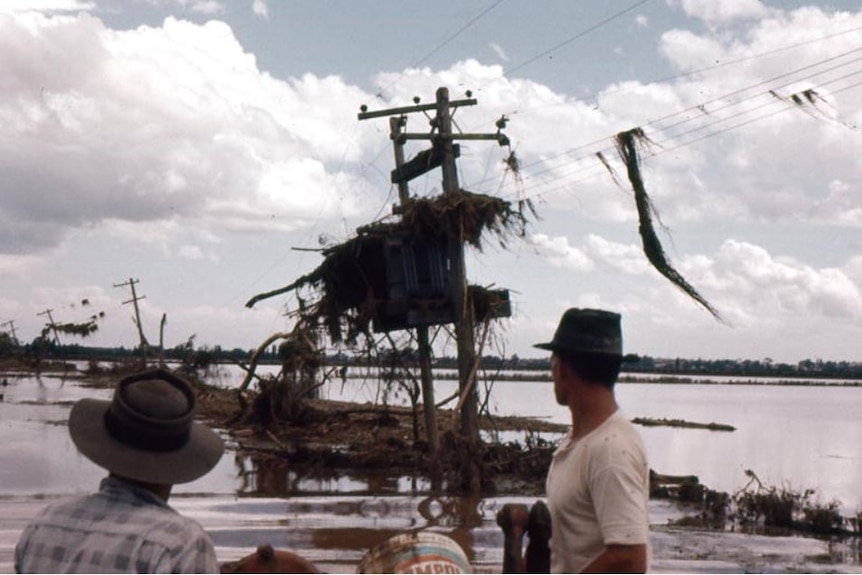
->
[1, 0, 861, 364]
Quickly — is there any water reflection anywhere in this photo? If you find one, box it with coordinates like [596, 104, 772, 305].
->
[234, 452, 454, 497]
[3, 369, 862, 573]
[204, 364, 862, 511]
[0, 372, 102, 405]
[225, 454, 493, 566]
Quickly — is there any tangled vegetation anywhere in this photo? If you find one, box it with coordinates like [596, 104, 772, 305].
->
[245, 189, 533, 346]
[234, 189, 536, 492]
[657, 469, 859, 537]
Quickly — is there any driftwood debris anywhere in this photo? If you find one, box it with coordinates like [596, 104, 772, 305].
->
[632, 417, 735, 432]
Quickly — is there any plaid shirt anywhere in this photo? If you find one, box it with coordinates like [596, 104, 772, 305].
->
[15, 477, 218, 573]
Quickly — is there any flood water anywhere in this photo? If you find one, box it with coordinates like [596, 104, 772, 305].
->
[1, 366, 861, 573]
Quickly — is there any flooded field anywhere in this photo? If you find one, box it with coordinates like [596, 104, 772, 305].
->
[1, 369, 861, 573]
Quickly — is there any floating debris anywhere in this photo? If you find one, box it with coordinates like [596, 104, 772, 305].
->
[632, 417, 735, 432]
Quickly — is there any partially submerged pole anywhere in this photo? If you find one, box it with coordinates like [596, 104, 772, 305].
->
[435, 86, 481, 491]
[389, 116, 440, 465]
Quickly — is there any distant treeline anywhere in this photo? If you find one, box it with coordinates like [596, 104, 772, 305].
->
[443, 354, 862, 380]
[0, 338, 256, 366]
[2, 336, 861, 380]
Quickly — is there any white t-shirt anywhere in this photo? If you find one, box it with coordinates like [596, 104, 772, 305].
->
[545, 410, 650, 573]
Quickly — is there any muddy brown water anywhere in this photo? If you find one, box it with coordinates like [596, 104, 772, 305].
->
[1, 371, 861, 573]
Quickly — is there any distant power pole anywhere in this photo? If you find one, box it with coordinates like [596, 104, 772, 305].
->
[37, 308, 60, 345]
[114, 277, 149, 357]
[1, 320, 19, 345]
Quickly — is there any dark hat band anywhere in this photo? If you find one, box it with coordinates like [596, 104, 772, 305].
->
[103, 409, 191, 452]
[102, 369, 195, 452]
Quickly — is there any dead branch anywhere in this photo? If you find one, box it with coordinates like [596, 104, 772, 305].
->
[454, 315, 493, 417]
[237, 331, 292, 409]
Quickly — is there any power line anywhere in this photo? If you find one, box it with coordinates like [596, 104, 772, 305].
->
[540, 44, 862, 169]
[594, 22, 862, 104]
[375, 0, 506, 98]
[472, 57, 861, 204]
[364, 0, 661, 208]
[364, 3, 860, 217]
[497, 0, 654, 82]
[657, 69, 862, 146]
[649, 45, 862, 132]
[410, 0, 506, 70]
[465, 22, 862, 135]
[488, 44, 862, 189]
[516, 77, 858, 203]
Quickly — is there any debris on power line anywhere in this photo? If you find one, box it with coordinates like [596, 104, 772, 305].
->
[611, 128, 724, 322]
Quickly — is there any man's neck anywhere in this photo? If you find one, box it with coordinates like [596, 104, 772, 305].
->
[109, 474, 172, 502]
[569, 388, 618, 441]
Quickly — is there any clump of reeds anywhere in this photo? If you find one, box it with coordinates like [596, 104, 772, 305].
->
[661, 469, 854, 536]
[733, 479, 845, 534]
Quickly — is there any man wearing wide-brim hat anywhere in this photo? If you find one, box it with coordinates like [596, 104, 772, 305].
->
[535, 308, 649, 573]
[15, 369, 225, 573]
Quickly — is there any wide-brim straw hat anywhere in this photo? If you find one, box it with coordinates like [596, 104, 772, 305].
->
[69, 369, 224, 485]
[534, 308, 623, 356]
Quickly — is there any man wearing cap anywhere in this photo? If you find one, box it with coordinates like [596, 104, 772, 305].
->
[15, 369, 225, 573]
[535, 308, 649, 573]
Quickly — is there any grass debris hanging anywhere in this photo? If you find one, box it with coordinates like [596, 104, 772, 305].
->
[402, 189, 534, 250]
[245, 190, 532, 345]
[614, 128, 723, 321]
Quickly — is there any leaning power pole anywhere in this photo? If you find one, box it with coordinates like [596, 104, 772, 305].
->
[359, 87, 509, 489]
[114, 277, 149, 359]
[1, 320, 19, 345]
[37, 308, 60, 345]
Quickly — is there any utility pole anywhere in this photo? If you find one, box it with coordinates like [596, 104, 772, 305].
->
[114, 278, 149, 358]
[360, 87, 509, 490]
[158, 313, 168, 366]
[434, 87, 480, 451]
[389, 114, 440, 465]
[37, 309, 60, 345]
[1, 320, 19, 345]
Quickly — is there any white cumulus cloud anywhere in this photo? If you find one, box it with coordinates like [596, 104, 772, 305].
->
[529, 233, 594, 271]
[667, 0, 770, 25]
[0, 12, 372, 255]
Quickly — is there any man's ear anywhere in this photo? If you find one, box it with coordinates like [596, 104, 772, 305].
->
[552, 353, 568, 378]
